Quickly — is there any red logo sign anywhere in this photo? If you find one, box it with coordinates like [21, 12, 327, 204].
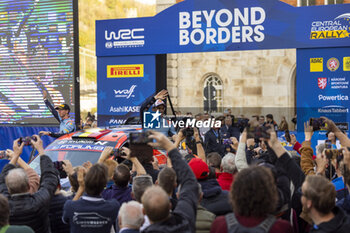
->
[318, 78, 327, 89]
[327, 58, 339, 71]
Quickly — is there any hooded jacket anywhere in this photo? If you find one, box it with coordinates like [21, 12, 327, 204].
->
[101, 184, 132, 205]
[199, 178, 232, 216]
[310, 207, 350, 233]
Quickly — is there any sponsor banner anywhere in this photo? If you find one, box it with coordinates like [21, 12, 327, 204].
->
[107, 64, 144, 78]
[97, 55, 156, 127]
[96, 0, 350, 56]
[297, 47, 350, 132]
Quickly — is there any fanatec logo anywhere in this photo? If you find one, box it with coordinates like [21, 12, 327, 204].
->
[105, 28, 145, 48]
[113, 85, 136, 99]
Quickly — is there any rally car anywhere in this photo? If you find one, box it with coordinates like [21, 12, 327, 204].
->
[29, 125, 167, 176]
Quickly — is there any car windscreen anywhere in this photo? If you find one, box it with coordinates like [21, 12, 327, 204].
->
[29, 150, 102, 175]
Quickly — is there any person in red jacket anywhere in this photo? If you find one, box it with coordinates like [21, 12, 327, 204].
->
[217, 153, 236, 191]
[210, 166, 293, 233]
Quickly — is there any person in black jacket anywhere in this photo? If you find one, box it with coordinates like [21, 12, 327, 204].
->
[141, 131, 199, 233]
[301, 175, 350, 232]
[0, 136, 59, 233]
[204, 125, 225, 157]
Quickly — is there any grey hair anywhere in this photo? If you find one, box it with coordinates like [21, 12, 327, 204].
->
[118, 201, 144, 229]
[132, 175, 153, 202]
[5, 168, 29, 194]
[221, 153, 237, 174]
[197, 183, 202, 197]
[316, 143, 326, 155]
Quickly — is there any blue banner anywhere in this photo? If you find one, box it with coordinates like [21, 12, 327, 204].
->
[0, 126, 58, 171]
[96, 0, 350, 56]
[97, 55, 156, 126]
[297, 47, 350, 133]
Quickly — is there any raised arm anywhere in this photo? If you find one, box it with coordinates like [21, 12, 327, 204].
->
[0, 139, 24, 197]
[300, 122, 315, 176]
[120, 147, 146, 176]
[43, 90, 60, 123]
[323, 117, 350, 147]
[235, 130, 248, 172]
[148, 131, 198, 233]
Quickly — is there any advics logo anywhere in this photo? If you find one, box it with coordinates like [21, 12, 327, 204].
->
[327, 57, 340, 71]
[318, 78, 327, 89]
[105, 28, 145, 48]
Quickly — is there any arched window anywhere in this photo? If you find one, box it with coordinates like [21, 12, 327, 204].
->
[203, 74, 223, 113]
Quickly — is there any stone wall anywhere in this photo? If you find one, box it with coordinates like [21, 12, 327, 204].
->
[157, 0, 298, 126]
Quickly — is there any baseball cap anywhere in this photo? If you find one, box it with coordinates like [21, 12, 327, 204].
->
[188, 158, 209, 180]
[154, 99, 165, 107]
[55, 104, 70, 111]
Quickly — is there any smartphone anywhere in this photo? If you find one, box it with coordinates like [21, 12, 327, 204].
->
[0, 151, 9, 160]
[309, 118, 325, 131]
[129, 132, 152, 145]
[325, 139, 332, 149]
[284, 130, 291, 143]
[246, 126, 270, 139]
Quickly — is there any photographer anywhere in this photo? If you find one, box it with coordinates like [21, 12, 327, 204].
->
[3, 150, 40, 194]
[0, 136, 58, 233]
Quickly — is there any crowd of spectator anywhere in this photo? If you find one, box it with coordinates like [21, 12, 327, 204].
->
[1, 104, 350, 233]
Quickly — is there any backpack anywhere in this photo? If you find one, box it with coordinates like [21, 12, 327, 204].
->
[225, 213, 276, 233]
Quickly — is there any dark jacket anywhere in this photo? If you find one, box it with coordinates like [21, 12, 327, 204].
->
[204, 129, 225, 156]
[310, 207, 350, 233]
[0, 155, 58, 233]
[120, 229, 140, 233]
[199, 178, 232, 216]
[142, 149, 198, 233]
[101, 184, 132, 205]
[337, 195, 350, 215]
[49, 193, 70, 233]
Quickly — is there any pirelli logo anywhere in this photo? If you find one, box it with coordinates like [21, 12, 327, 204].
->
[107, 64, 144, 78]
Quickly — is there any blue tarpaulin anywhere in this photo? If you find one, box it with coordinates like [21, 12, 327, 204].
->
[0, 126, 59, 171]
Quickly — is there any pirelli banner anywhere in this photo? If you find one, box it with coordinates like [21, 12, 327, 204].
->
[97, 55, 157, 126]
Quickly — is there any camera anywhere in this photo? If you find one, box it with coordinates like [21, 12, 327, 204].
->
[309, 118, 326, 131]
[18, 136, 37, 146]
[223, 138, 232, 145]
[53, 161, 67, 178]
[324, 147, 350, 160]
[112, 148, 126, 157]
[236, 118, 249, 129]
[129, 132, 152, 145]
[182, 127, 194, 138]
[0, 151, 9, 160]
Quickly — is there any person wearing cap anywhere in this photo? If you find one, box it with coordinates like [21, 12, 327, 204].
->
[188, 158, 232, 216]
[140, 89, 176, 138]
[39, 90, 76, 138]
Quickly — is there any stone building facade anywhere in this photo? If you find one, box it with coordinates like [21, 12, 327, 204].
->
[156, 0, 298, 125]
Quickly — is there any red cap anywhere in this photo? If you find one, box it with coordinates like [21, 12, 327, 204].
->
[188, 158, 209, 180]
